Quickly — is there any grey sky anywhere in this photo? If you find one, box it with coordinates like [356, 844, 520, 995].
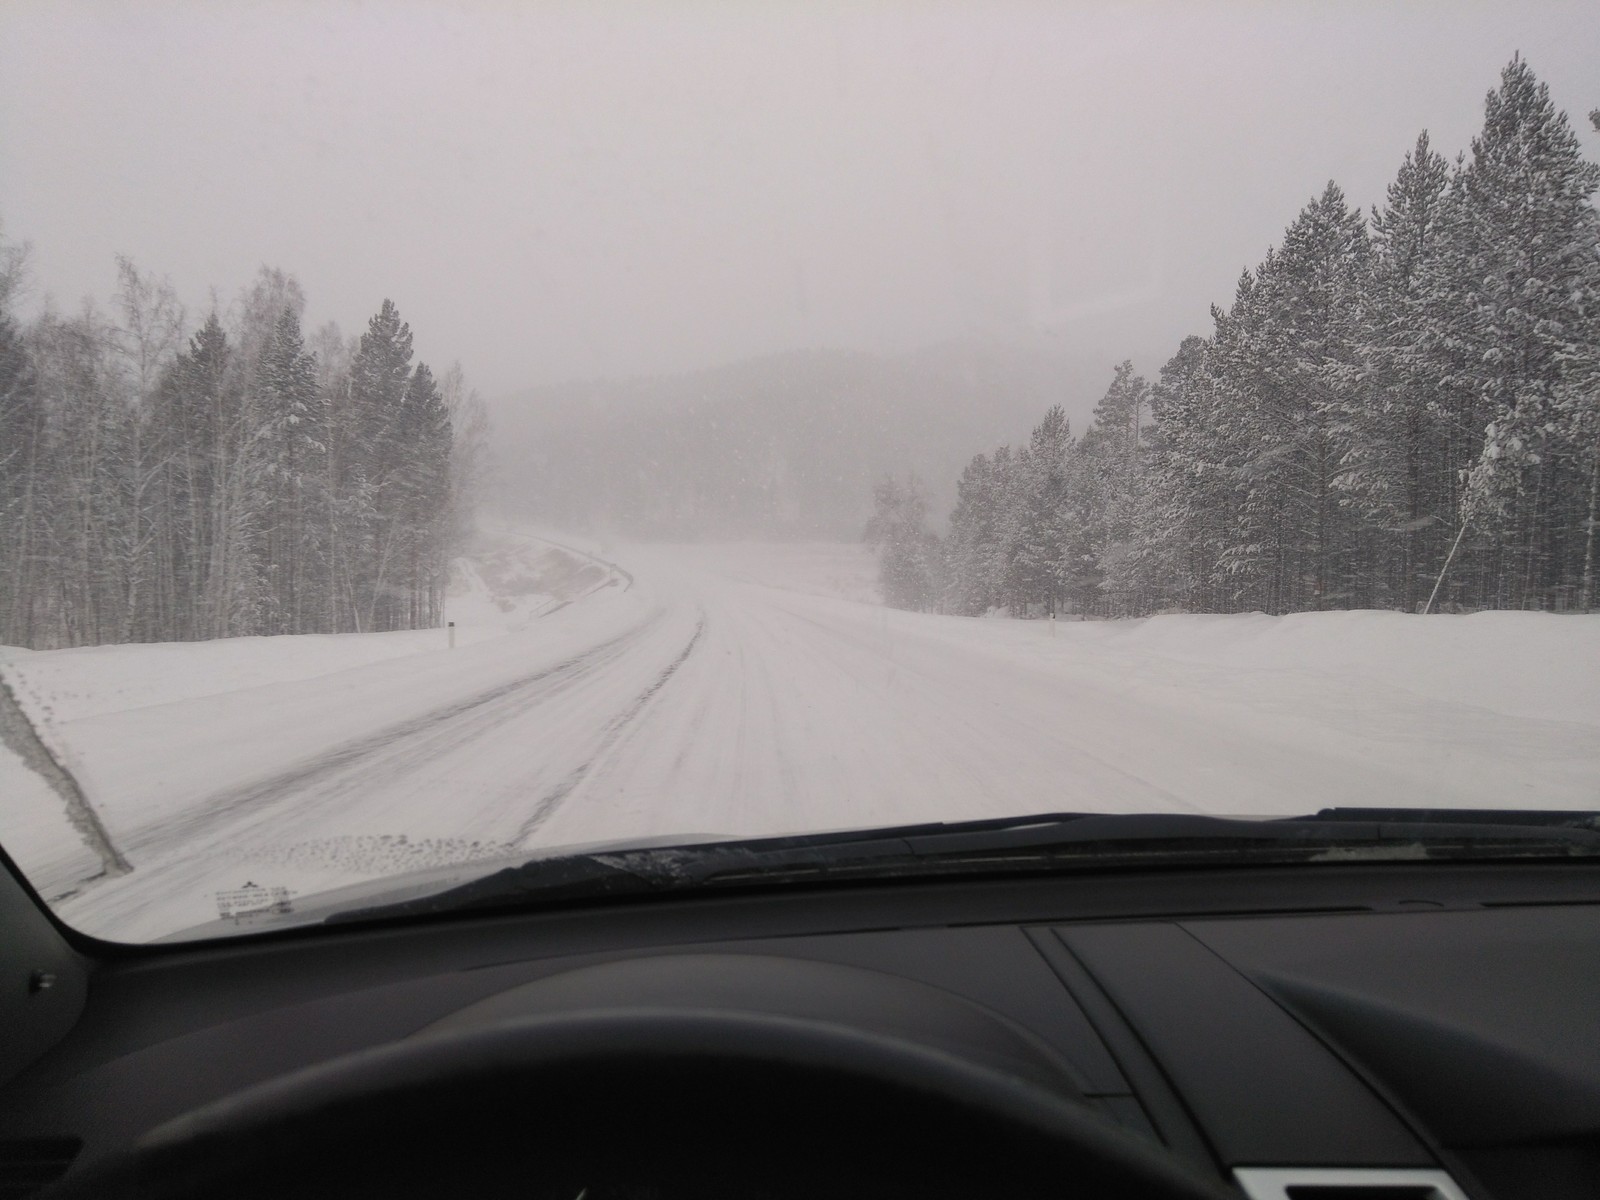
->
[2, 1, 1598, 402]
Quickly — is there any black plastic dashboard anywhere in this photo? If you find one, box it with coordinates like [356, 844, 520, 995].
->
[4, 860, 1600, 1199]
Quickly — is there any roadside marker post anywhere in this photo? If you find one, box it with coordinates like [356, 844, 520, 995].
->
[448, 620, 456, 649]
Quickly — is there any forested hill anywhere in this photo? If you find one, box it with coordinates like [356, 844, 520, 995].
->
[493, 343, 1084, 539]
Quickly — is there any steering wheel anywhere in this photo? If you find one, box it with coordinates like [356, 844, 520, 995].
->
[53, 1009, 1236, 1199]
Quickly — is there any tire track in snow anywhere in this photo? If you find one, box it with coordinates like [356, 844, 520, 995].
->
[512, 611, 706, 843]
[124, 614, 664, 857]
[757, 598, 1212, 815]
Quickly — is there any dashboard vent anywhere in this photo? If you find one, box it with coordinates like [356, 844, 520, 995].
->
[1233, 1167, 1468, 1200]
[0, 1137, 82, 1199]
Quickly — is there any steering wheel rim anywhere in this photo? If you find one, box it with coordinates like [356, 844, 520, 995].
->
[53, 1008, 1235, 1199]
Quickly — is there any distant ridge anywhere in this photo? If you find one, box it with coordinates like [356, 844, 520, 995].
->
[492, 341, 1102, 539]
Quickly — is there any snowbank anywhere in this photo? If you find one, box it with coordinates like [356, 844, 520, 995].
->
[911, 607, 1600, 729]
[0, 532, 627, 896]
[667, 542, 1600, 729]
[0, 533, 614, 724]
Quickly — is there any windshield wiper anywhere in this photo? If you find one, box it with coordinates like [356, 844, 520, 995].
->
[325, 808, 1600, 926]
[1296, 807, 1600, 830]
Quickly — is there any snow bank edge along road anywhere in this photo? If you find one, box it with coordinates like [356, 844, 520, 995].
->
[665, 539, 1600, 727]
[0, 534, 632, 896]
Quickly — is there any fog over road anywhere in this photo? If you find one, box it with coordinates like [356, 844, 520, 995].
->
[10, 539, 1596, 942]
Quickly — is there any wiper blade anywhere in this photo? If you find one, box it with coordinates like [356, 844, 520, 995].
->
[326, 809, 1600, 927]
[1301, 806, 1600, 830]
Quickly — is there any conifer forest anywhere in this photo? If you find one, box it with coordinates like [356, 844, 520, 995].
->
[0, 258, 488, 649]
[873, 61, 1600, 618]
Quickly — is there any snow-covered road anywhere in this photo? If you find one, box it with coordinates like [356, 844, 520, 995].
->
[4, 536, 1598, 941]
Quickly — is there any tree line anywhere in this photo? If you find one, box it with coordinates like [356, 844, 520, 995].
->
[0, 253, 489, 649]
[872, 59, 1600, 618]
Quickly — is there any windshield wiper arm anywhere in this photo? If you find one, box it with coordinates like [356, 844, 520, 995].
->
[1298, 806, 1600, 830]
[326, 808, 1600, 926]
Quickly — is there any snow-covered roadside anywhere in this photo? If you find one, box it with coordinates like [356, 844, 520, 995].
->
[0, 533, 612, 726]
[1059, 609, 1598, 728]
[0, 684, 104, 898]
[0, 533, 626, 897]
[675, 541, 1600, 729]
[844, 602, 1600, 730]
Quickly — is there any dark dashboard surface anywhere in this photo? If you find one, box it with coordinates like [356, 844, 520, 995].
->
[4, 861, 1600, 1199]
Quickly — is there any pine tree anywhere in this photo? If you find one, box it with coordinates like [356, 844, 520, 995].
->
[1006, 406, 1076, 614]
[0, 309, 43, 644]
[149, 314, 244, 638]
[1128, 335, 1229, 612]
[1079, 361, 1150, 614]
[1338, 133, 1456, 609]
[1207, 185, 1371, 612]
[866, 474, 939, 610]
[944, 452, 1005, 615]
[254, 307, 327, 633]
[397, 361, 453, 626]
[1424, 57, 1600, 608]
[346, 300, 416, 631]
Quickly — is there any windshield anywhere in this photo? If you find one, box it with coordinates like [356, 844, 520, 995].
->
[2, 2, 1598, 944]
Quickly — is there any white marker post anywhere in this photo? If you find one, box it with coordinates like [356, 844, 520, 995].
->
[448, 620, 456, 649]
[1050, 611, 1056, 637]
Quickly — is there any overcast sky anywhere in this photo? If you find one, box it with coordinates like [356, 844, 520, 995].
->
[2, 1, 1598, 403]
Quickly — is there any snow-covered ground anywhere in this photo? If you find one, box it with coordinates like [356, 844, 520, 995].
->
[3, 535, 1597, 942]
[0, 532, 623, 908]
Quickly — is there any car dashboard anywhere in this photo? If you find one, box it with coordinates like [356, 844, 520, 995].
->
[3, 858, 1599, 1199]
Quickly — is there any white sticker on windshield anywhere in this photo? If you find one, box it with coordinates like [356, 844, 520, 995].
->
[214, 882, 295, 922]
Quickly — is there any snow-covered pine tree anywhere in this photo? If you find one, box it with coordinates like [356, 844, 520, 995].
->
[397, 361, 453, 627]
[1078, 361, 1150, 614]
[943, 451, 1003, 616]
[1272, 182, 1371, 609]
[346, 299, 416, 631]
[1137, 335, 1227, 612]
[0, 306, 43, 645]
[1423, 57, 1600, 608]
[149, 314, 250, 639]
[1211, 185, 1371, 612]
[254, 306, 327, 634]
[1006, 406, 1076, 615]
[989, 444, 1028, 613]
[1204, 266, 1276, 609]
[866, 474, 940, 611]
[1340, 132, 1456, 610]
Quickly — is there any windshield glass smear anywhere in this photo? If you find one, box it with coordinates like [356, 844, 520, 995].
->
[1, 2, 1598, 943]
